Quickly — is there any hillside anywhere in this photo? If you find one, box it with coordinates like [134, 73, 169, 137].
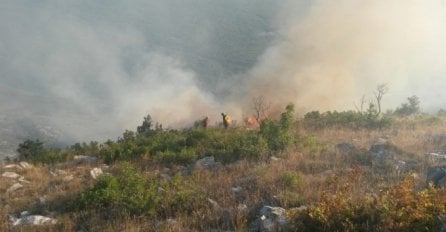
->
[1, 107, 446, 231]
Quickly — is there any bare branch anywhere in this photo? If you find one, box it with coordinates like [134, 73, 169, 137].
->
[374, 83, 388, 116]
[252, 95, 271, 124]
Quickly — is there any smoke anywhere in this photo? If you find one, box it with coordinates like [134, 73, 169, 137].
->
[244, 0, 446, 113]
[0, 1, 280, 145]
[1, 0, 446, 150]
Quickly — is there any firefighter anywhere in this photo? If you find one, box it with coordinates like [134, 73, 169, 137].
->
[221, 113, 231, 129]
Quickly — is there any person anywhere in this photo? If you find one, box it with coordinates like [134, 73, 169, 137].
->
[221, 113, 231, 129]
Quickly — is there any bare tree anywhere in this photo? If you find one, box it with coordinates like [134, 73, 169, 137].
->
[374, 83, 388, 116]
[252, 95, 271, 124]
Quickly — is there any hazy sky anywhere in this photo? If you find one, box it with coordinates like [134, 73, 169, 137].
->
[1, 0, 446, 144]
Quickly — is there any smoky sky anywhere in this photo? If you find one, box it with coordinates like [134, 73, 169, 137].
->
[1, 0, 446, 147]
[0, 0, 290, 143]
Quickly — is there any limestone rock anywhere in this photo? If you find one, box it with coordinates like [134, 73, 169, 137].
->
[10, 215, 57, 226]
[73, 155, 97, 164]
[2, 171, 21, 179]
[250, 206, 288, 232]
[90, 168, 103, 179]
[19, 162, 32, 169]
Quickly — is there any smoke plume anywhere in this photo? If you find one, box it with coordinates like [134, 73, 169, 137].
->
[244, 0, 446, 113]
[1, 0, 446, 152]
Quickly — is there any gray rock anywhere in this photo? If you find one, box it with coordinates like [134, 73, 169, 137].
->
[19, 161, 32, 169]
[10, 215, 57, 226]
[20, 211, 30, 217]
[90, 168, 103, 179]
[194, 156, 222, 171]
[2, 171, 21, 179]
[73, 155, 97, 164]
[426, 166, 446, 188]
[231, 186, 242, 194]
[3, 164, 21, 169]
[250, 206, 288, 232]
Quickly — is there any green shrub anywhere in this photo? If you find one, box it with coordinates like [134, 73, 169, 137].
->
[277, 171, 304, 191]
[74, 162, 159, 215]
[156, 148, 197, 165]
[303, 110, 392, 130]
[260, 104, 296, 153]
[17, 139, 66, 164]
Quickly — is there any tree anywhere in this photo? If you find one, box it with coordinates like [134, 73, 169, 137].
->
[252, 95, 271, 124]
[17, 139, 45, 161]
[374, 83, 388, 116]
[137, 114, 153, 133]
[394, 95, 420, 116]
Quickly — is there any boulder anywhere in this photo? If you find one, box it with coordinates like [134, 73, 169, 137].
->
[2, 171, 22, 179]
[194, 156, 222, 171]
[73, 155, 97, 164]
[3, 164, 21, 170]
[90, 168, 103, 179]
[426, 166, 446, 188]
[19, 162, 32, 169]
[250, 206, 288, 232]
[10, 215, 57, 226]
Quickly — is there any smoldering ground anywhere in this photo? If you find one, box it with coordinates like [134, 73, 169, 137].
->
[1, 0, 446, 155]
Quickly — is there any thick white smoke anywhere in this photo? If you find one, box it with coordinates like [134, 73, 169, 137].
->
[245, 0, 446, 113]
[1, 0, 446, 155]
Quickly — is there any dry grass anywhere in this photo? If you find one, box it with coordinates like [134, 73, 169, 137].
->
[1, 120, 446, 231]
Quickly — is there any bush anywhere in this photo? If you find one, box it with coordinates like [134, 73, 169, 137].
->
[74, 162, 159, 215]
[155, 148, 197, 165]
[393, 95, 420, 116]
[17, 139, 66, 164]
[73, 162, 208, 218]
[303, 110, 392, 130]
[289, 173, 446, 232]
[277, 171, 304, 191]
